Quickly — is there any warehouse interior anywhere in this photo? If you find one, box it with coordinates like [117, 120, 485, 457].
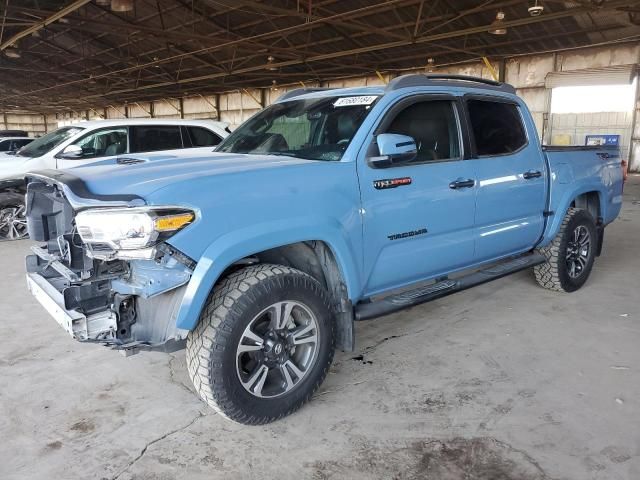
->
[1, 1, 640, 479]
[1, 0, 639, 168]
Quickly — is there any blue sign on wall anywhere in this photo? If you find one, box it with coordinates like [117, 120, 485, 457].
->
[585, 134, 620, 146]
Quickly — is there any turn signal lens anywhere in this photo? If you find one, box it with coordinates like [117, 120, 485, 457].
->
[155, 213, 194, 232]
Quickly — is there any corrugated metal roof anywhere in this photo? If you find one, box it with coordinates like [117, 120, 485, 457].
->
[0, 0, 637, 111]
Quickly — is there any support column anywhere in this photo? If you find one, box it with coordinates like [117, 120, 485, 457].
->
[629, 77, 640, 173]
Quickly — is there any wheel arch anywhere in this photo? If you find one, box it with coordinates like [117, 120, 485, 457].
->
[173, 233, 360, 351]
[542, 185, 606, 246]
[571, 191, 601, 222]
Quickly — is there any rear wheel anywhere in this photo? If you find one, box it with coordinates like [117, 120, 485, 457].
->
[186, 264, 335, 425]
[534, 208, 597, 292]
[0, 192, 28, 241]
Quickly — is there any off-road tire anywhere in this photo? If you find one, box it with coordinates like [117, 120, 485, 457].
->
[534, 207, 597, 292]
[186, 264, 336, 425]
[0, 191, 28, 240]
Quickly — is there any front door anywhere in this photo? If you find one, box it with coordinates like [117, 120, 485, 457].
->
[57, 126, 129, 169]
[358, 96, 477, 296]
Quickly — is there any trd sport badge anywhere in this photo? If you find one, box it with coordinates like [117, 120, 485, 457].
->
[373, 177, 412, 190]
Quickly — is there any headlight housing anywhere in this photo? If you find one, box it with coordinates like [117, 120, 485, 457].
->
[75, 207, 195, 257]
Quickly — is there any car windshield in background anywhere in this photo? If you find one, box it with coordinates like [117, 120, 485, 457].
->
[216, 95, 378, 161]
[17, 127, 83, 158]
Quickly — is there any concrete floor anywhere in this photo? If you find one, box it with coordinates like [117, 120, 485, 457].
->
[1, 177, 639, 480]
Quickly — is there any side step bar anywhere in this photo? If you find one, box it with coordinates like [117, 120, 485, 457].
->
[355, 252, 545, 321]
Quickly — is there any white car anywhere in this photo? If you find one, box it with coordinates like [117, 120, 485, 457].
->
[0, 137, 33, 154]
[0, 119, 229, 240]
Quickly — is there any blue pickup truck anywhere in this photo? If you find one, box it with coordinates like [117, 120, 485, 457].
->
[24, 75, 624, 425]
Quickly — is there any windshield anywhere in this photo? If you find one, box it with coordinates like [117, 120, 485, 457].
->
[216, 95, 378, 161]
[18, 127, 83, 158]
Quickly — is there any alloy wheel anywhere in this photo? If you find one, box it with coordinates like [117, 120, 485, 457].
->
[236, 300, 319, 398]
[0, 204, 28, 240]
[565, 225, 591, 279]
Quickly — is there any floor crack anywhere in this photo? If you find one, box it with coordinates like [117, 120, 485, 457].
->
[111, 411, 205, 480]
[168, 353, 195, 395]
[334, 327, 426, 367]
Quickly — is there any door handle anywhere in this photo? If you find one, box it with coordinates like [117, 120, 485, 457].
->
[449, 179, 475, 189]
[523, 170, 542, 180]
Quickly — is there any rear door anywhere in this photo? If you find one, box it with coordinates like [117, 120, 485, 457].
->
[358, 95, 477, 296]
[465, 97, 547, 262]
[130, 125, 183, 153]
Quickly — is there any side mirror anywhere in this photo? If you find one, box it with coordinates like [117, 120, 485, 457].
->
[57, 144, 83, 160]
[369, 133, 417, 168]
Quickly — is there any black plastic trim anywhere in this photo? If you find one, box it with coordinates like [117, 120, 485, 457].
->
[27, 170, 143, 204]
[386, 74, 516, 94]
[276, 87, 335, 102]
[355, 252, 545, 321]
[542, 145, 619, 152]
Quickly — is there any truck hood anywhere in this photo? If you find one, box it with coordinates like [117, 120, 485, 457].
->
[49, 152, 315, 199]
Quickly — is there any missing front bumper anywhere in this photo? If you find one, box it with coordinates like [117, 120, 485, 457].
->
[26, 272, 118, 342]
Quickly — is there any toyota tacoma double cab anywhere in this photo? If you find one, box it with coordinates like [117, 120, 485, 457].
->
[24, 74, 624, 425]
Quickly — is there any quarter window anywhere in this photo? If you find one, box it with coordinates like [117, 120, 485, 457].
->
[72, 127, 128, 159]
[467, 100, 527, 156]
[130, 125, 183, 153]
[385, 100, 461, 163]
[187, 126, 222, 147]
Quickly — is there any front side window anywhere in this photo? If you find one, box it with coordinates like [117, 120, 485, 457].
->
[130, 126, 183, 153]
[217, 95, 377, 161]
[0, 140, 11, 152]
[385, 100, 461, 163]
[72, 127, 128, 159]
[18, 127, 83, 158]
[187, 126, 222, 147]
[467, 100, 527, 156]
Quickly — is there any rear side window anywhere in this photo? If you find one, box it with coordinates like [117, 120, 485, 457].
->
[467, 100, 526, 156]
[187, 126, 222, 147]
[0, 140, 10, 151]
[130, 126, 182, 153]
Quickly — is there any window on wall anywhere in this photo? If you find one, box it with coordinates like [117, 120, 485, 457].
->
[467, 100, 527, 156]
[385, 100, 461, 163]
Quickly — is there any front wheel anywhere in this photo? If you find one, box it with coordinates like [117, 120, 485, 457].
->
[534, 207, 597, 292]
[186, 264, 335, 425]
[0, 192, 28, 240]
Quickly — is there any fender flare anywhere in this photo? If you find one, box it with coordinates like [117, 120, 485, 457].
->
[173, 217, 362, 331]
[542, 184, 606, 245]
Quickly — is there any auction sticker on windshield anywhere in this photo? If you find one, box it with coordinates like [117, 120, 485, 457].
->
[334, 96, 379, 107]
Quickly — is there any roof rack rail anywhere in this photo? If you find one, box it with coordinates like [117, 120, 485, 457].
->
[276, 87, 335, 102]
[386, 74, 516, 94]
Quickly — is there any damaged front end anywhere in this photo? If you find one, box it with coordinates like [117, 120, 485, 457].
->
[25, 172, 196, 355]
